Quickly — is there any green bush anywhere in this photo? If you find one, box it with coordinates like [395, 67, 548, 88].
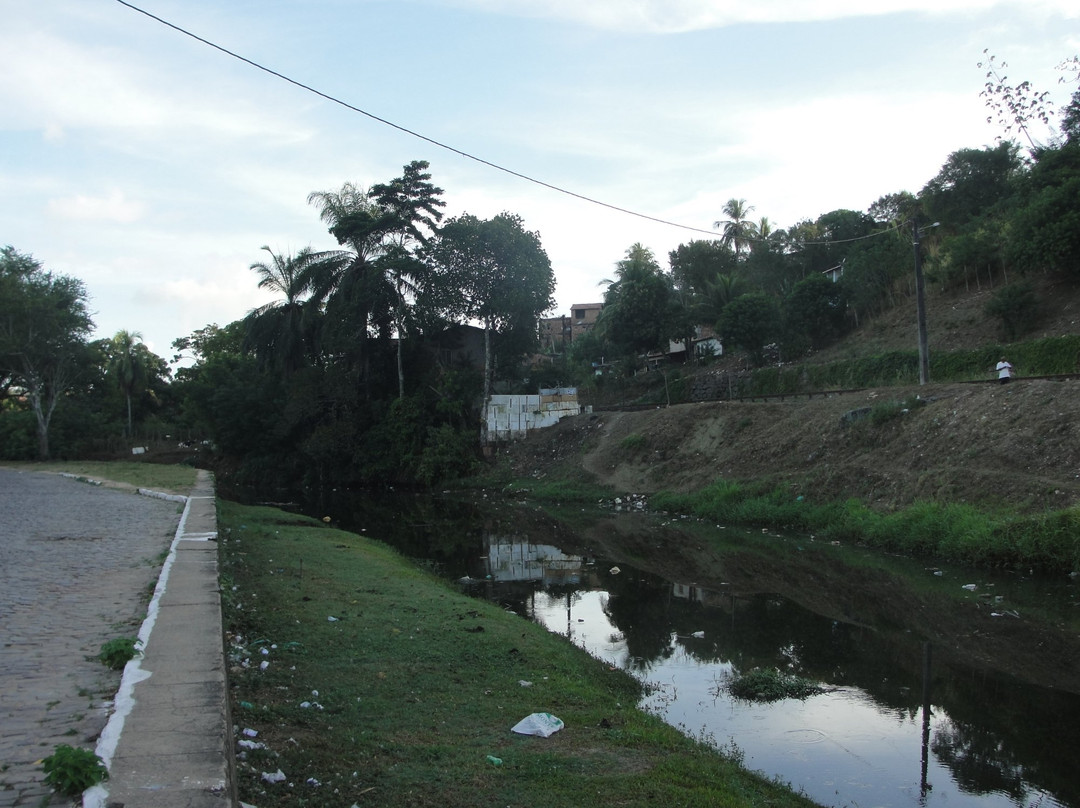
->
[98, 637, 138, 670]
[42, 744, 108, 796]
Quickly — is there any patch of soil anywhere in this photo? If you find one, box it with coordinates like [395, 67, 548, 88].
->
[497, 379, 1080, 512]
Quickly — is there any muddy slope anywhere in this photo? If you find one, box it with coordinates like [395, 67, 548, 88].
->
[496, 378, 1080, 513]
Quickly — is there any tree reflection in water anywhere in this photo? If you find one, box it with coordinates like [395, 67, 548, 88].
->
[306, 490, 1080, 808]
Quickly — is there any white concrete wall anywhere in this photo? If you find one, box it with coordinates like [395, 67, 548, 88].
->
[486, 388, 580, 441]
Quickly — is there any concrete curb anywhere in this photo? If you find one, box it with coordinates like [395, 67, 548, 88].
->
[86, 470, 235, 808]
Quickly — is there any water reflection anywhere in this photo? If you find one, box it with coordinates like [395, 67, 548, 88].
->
[309, 492, 1080, 808]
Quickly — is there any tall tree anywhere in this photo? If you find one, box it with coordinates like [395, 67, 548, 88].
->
[0, 247, 93, 458]
[306, 181, 385, 389]
[920, 143, 1023, 230]
[307, 161, 445, 398]
[242, 246, 339, 381]
[108, 330, 148, 438]
[714, 198, 757, 257]
[598, 244, 677, 362]
[668, 239, 737, 299]
[426, 212, 554, 413]
[718, 293, 780, 366]
[368, 160, 445, 398]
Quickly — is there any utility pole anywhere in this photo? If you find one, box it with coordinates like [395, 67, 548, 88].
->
[912, 220, 930, 385]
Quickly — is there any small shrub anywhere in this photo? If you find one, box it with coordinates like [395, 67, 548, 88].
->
[728, 668, 824, 702]
[620, 433, 647, 451]
[869, 394, 926, 425]
[42, 744, 108, 796]
[98, 637, 138, 670]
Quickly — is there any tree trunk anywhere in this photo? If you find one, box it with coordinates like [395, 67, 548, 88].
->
[482, 320, 493, 444]
[28, 385, 56, 460]
[395, 304, 406, 400]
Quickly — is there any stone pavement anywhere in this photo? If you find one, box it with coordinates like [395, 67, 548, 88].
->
[0, 468, 234, 808]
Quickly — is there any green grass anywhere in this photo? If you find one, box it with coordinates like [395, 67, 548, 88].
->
[2, 460, 198, 492]
[219, 501, 819, 808]
[651, 481, 1080, 572]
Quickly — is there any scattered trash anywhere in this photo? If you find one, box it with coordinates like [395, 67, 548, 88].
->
[486, 755, 502, 766]
[609, 566, 621, 575]
[261, 769, 286, 784]
[518, 680, 533, 687]
[305, 777, 321, 787]
[242, 728, 258, 737]
[691, 631, 705, 639]
[322, 516, 331, 523]
[238, 740, 266, 751]
[328, 616, 339, 622]
[511, 712, 564, 737]
[239, 701, 254, 710]
[259, 661, 269, 671]
[962, 584, 977, 591]
[934, 570, 944, 576]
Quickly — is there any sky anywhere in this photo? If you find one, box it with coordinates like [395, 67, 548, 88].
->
[2, 0, 1077, 363]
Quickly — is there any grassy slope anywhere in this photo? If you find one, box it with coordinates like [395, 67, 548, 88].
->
[219, 501, 819, 808]
[1, 460, 198, 493]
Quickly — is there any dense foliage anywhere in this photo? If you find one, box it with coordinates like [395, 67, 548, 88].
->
[3, 55, 1078, 494]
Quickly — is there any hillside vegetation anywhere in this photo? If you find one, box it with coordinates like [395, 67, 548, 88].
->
[494, 271, 1080, 516]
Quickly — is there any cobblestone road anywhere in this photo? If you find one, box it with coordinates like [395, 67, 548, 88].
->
[0, 469, 181, 807]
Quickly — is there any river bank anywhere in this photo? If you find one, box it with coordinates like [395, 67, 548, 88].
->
[218, 500, 821, 808]
[484, 378, 1080, 573]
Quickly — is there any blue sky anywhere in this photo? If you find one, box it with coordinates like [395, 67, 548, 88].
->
[2, 0, 1076, 361]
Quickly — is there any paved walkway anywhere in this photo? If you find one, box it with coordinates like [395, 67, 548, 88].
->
[0, 468, 232, 807]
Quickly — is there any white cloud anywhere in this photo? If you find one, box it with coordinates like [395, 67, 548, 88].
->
[47, 189, 145, 224]
[437, 0, 1079, 33]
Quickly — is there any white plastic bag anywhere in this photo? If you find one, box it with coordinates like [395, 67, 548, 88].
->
[511, 712, 564, 737]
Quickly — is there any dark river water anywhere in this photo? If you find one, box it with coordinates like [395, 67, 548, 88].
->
[298, 490, 1080, 808]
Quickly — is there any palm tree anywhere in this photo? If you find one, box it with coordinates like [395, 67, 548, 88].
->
[306, 182, 390, 394]
[714, 198, 758, 257]
[108, 329, 147, 439]
[308, 162, 445, 399]
[368, 161, 444, 398]
[243, 246, 339, 381]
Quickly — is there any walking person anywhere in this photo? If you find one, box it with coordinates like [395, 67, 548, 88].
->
[995, 357, 1013, 384]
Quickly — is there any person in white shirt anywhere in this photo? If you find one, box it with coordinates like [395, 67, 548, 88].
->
[995, 357, 1013, 384]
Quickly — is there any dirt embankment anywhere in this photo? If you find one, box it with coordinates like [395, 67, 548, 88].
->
[496, 378, 1080, 513]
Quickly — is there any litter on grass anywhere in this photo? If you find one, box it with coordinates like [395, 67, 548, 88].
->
[261, 769, 286, 784]
[511, 712, 564, 737]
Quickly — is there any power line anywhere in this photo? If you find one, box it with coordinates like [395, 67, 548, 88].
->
[114, 0, 909, 251]
[114, 0, 722, 237]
